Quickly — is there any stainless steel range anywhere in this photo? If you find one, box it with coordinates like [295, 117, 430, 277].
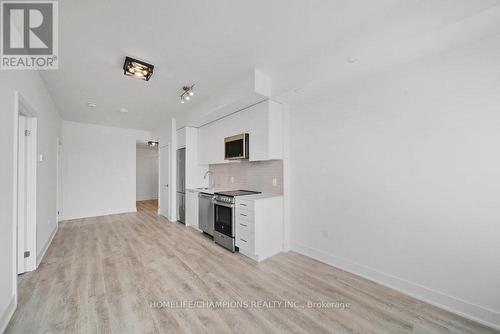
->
[213, 190, 261, 252]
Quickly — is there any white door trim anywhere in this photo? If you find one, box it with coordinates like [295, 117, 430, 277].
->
[56, 138, 63, 222]
[14, 91, 38, 276]
[17, 115, 27, 274]
[24, 116, 37, 272]
[159, 144, 170, 219]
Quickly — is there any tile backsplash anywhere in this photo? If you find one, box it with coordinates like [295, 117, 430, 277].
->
[209, 160, 283, 195]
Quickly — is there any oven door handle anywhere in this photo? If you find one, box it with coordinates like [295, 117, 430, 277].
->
[214, 201, 234, 208]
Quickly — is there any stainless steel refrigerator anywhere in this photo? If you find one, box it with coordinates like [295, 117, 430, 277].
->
[176, 148, 186, 223]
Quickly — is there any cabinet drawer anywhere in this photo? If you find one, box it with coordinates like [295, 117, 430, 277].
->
[236, 228, 254, 253]
[236, 219, 254, 234]
[235, 200, 254, 211]
[236, 207, 254, 222]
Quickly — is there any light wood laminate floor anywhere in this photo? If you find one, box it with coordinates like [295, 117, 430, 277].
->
[6, 205, 498, 333]
[136, 200, 158, 213]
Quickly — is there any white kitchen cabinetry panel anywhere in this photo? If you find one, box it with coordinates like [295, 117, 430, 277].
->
[198, 120, 225, 165]
[177, 127, 186, 148]
[197, 100, 283, 165]
[186, 189, 199, 229]
[235, 196, 283, 262]
[177, 127, 209, 189]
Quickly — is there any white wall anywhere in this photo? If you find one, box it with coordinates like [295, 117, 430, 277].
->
[136, 147, 159, 201]
[287, 34, 500, 328]
[0, 71, 61, 331]
[62, 121, 151, 220]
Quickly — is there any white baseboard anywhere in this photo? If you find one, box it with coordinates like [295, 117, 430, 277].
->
[158, 213, 172, 222]
[0, 295, 16, 333]
[186, 224, 202, 232]
[292, 242, 500, 331]
[62, 209, 137, 221]
[37, 223, 58, 267]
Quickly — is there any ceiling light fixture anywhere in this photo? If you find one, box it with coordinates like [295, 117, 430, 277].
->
[147, 141, 159, 148]
[180, 85, 195, 104]
[123, 56, 154, 81]
[87, 102, 97, 108]
[119, 107, 129, 113]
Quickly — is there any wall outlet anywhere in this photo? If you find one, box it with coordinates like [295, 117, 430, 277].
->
[272, 178, 277, 187]
[230, 176, 235, 183]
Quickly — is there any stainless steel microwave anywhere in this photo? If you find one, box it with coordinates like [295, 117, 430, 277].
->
[224, 133, 249, 160]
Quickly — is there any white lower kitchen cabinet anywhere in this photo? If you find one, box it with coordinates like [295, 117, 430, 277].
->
[235, 195, 283, 262]
[186, 189, 199, 229]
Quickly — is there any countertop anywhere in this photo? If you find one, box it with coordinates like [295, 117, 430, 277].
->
[236, 193, 283, 201]
[186, 187, 231, 195]
[187, 188, 282, 201]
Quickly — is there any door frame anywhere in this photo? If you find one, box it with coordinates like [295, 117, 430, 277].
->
[159, 144, 170, 219]
[56, 138, 63, 222]
[13, 91, 38, 276]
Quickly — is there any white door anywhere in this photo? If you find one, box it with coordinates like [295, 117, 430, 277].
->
[159, 145, 170, 219]
[17, 115, 28, 274]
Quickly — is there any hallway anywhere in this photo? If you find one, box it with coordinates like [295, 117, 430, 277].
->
[136, 200, 158, 213]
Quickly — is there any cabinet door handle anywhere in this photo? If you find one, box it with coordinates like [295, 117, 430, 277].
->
[240, 238, 247, 243]
[240, 223, 247, 227]
[240, 203, 247, 206]
[240, 213, 247, 217]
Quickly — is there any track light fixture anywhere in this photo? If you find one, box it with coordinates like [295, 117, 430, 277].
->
[180, 85, 195, 104]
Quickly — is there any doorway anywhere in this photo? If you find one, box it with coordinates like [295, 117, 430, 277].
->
[136, 140, 159, 213]
[16, 94, 38, 274]
[159, 144, 170, 219]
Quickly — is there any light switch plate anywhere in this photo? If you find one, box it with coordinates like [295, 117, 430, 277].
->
[230, 176, 235, 183]
[272, 178, 277, 186]
[39, 154, 44, 162]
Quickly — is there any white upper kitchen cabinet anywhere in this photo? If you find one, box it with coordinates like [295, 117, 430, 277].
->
[197, 120, 223, 166]
[177, 126, 209, 189]
[197, 100, 283, 165]
[177, 127, 186, 148]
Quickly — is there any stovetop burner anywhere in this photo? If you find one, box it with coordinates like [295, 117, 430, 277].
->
[215, 190, 261, 197]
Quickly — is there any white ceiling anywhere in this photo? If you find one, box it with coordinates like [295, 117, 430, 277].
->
[40, 0, 500, 131]
[40, 0, 408, 130]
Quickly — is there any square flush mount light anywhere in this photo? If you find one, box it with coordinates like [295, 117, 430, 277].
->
[147, 141, 159, 148]
[123, 56, 154, 81]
